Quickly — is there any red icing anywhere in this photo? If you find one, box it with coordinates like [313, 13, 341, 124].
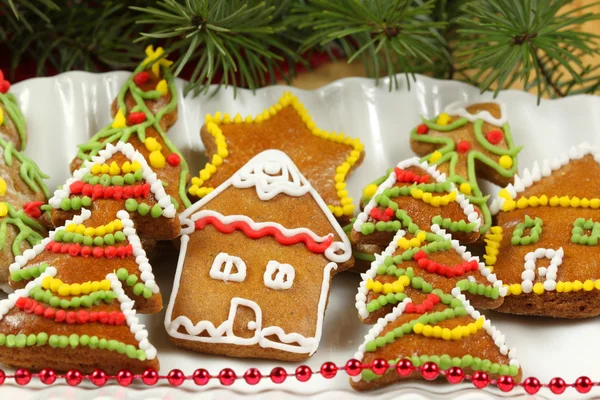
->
[413, 250, 479, 278]
[16, 297, 125, 325]
[167, 153, 181, 166]
[194, 216, 334, 254]
[486, 129, 504, 145]
[23, 201, 45, 219]
[128, 112, 146, 125]
[70, 182, 150, 200]
[403, 293, 440, 314]
[133, 71, 150, 86]
[457, 140, 471, 153]
[369, 207, 394, 222]
[416, 124, 429, 135]
[394, 168, 430, 184]
[45, 241, 133, 259]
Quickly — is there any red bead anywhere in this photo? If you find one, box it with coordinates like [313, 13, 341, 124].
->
[421, 362, 439, 381]
[371, 358, 389, 376]
[486, 129, 504, 144]
[192, 368, 210, 385]
[472, 371, 490, 389]
[133, 71, 150, 86]
[320, 362, 338, 379]
[128, 112, 147, 125]
[0, 369, 5, 385]
[65, 369, 83, 386]
[39, 368, 56, 385]
[167, 153, 181, 166]
[219, 368, 236, 386]
[117, 369, 134, 386]
[344, 359, 363, 377]
[270, 367, 287, 384]
[142, 369, 158, 386]
[90, 369, 107, 386]
[549, 377, 567, 394]
[243, 368, 262, 385]
[523, 377, 541, 394]
[445, 367, 464, 384]
[395, 359, 414, 377]
[416, 124, 429, 135]
[457, 140, 471, 153]
[497, 375, 515, 392]
[575, 376, 593, 393]
[15, 368, 31, 385]
[168, 369, 185, 386]
[295, 365, 312, 382]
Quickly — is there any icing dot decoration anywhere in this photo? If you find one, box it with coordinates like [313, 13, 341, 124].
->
[457, 141, 471, 153]
[0, 178, 6, 196]
[486, 129, 504, 144]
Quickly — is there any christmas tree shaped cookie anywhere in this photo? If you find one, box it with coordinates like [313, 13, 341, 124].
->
[0, 266, 158, 374]
[165, 150, 353, 361]
[189, 91, 365, 222]
[50, 141, 179, 241]
[0, 70, 27, 150]
[350, 158, 481, 272]
[9, 208, 162, 314]
[489, 142, 600, 318]
[72, 45, 191, 212]
[410, 101, 522, 233]
[351, 288, 521, 391]
[356, 225, 505, 324]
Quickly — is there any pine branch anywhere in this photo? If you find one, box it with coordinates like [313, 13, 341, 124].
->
[132, 0, 300, 96]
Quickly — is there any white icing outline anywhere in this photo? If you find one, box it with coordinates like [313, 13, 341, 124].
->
[491, 142, 600, 214]
[8, 208, 160, 293]
[264, 261, 295, 290]
[353, 157, 481, 233]
[166, 150, 351, 355]
[48, 141, 176, 219]
[210, 253, 247, 283]
[355, 224, 505, 320]
[351, 289, 520, 383]
[0, 268, 156, 360]
[520, 247, 564, 293]
[443, 100, 508, 126]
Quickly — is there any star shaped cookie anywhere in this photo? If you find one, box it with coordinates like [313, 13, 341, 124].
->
[189, 92, 365, 222]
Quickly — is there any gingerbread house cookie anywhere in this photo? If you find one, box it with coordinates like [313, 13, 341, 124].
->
[165, 150, 352, 361]
[351, 288, 521, 391]
[356, 225, 505, 325]
[189, 91, 365, 223]
[410, 101, 522, 233]
[72, 46, 191, 213]
[488, 142, 600, 318]
[350, 158, 481, 272]
[0, 70, 27, 150]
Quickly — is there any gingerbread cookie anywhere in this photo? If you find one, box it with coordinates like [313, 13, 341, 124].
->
[165, 150, 352, 361]
[190, 91, 365, 223]
[350, 158, 481, 272]
[72, 46, 191, 213]
[51, 141, 180, 241]
[356, 225, 505, 325]
[351, 289, 521, 391]
[0, 70, 27, 150]
[488, 142, 600, 318]
[410, 101, 522, 233]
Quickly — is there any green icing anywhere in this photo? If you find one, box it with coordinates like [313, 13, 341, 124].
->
[116, 267, 153, 299]
[0, 92, 27, 150]
[511, 215, 543, 245]
[431, 215, 478, 233]
[28, 285, 116, 308]
[75, 62, 191, 208]
[0, 137, 49, 198]
[10, 263, 48, 282]
[0, 203, 44, 258]
[54, 230, 125, 245]
[572, 217, 600, 245]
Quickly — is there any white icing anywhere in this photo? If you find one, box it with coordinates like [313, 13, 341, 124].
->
[263, 261, 295, 290]
[520, 247, 564, 293]
[166, 150, 351, 356]
[47, 141, 176, 218]
[443, 100, 508, 126]
[353, 157, 481, 233]
[210, 253, 247, 283]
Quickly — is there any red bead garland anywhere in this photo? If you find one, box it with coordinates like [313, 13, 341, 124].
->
[497, 375, 515, 392]
[295, 365, 312, 382]
[523, 376, 541, 394]
[371, 359, 389, 376]
[270, 367, 287, 384]
[0, 370, 5, 385]
[142, 369, 159, 386]
[550, 377, 567, 394]
[219, 368, 237, 386]
[65, 369, 83, 386]
[168, 369, 186, 386]
[421, 362, 440, 381]
[445, 367, 464, 384]
[192, 368, 210, 386]
[472, 371, 490, 389]
[395, 359, 414, 377]
[575, 376, 593, 393]
[344, 359, 362, 377]
[90, 369, 108, 386]
[320, 362, 338, 379]
[14, 368, 31, 386]
[117, 369, 134, 386]
[244, 368, 262, 385]
[39, 368, 56, 385]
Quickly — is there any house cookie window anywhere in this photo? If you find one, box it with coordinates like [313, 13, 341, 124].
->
[210, 253, 247, 282]
[571, 218, 600, 245]
[264, 261, 295, 290]
[511, 215, 543, 245]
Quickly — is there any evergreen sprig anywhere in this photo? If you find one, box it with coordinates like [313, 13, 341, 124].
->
[132, 0, 299, 95]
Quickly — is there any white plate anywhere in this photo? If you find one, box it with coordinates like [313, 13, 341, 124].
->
[3, 71, 600, 399]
